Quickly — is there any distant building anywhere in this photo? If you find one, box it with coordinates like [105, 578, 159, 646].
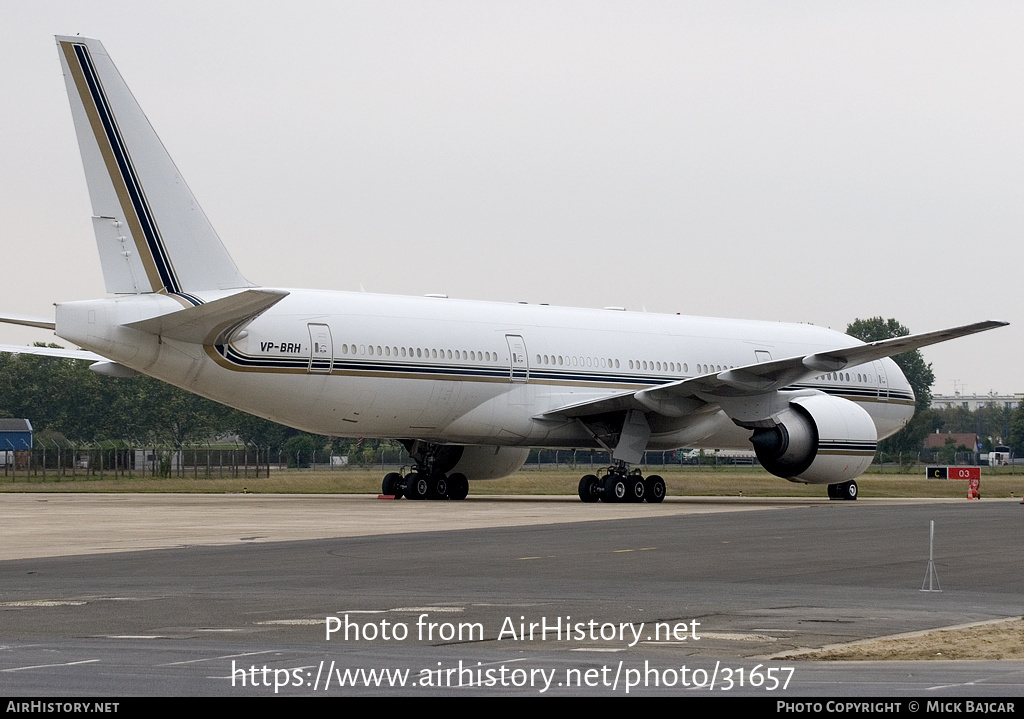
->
[923, 432, 979, 451]
[133, 449, 183, 472]
[0, 418, 33, 450]
[931, 392, 1021, 411]
[0, 418, 33, 466]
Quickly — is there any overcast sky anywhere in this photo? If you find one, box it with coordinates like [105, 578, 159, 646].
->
[1, 1, 1020, 397]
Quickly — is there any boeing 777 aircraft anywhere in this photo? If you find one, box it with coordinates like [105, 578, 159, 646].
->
[0, 37, 1007, 503]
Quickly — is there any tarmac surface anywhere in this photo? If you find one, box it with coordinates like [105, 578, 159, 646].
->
[1, 493, 1022, 696]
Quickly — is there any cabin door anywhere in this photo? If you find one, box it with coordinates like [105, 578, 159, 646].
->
[308, 323, 333, 374]
[505, 334, 529, 383]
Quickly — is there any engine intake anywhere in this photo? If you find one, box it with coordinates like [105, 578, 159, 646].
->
[750, 395, 877, 484]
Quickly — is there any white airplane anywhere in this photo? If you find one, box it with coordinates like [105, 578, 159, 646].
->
[0, 36, 1007, 502]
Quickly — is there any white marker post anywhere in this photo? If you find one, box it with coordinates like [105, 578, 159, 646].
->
[920, 520, 941, 592]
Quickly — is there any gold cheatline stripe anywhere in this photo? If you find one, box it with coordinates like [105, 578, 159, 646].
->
[203, 345, 644, 388]
[202, 346, 913, 403]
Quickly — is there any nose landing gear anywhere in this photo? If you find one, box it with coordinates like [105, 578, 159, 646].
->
[827, 479, 858, 500]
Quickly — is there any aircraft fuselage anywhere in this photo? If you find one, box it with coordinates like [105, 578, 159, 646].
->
[55, 289, 915, 452]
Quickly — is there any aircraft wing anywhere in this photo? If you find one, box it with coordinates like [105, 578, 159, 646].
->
[0, 344, 103, 361]
[536, 390, 651, 419]
[540, 320, 1008, 420]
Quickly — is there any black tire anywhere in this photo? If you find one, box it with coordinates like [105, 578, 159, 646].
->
[578, 474, 601, 503]
[645, 475, 666, 503]
[828, 480, 858, 500]
[628, 476, 646, 503]
[448, 473, 469, 501]
[405, 472, 429, 500]
[603, 474, 627, 503]
[429, 474, 449, 500]
[382, 472, 403, 498]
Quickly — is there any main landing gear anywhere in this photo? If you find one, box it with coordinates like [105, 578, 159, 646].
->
[381, 471, 470, 500]
[827, 479, 858, 500]
[381, 441, 469, 500]
[578, 466, 666, 504]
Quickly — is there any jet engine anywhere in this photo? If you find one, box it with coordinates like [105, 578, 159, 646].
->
[749, 394, 878, 484]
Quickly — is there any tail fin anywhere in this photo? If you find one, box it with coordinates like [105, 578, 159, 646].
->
[56, 36, 252, 296]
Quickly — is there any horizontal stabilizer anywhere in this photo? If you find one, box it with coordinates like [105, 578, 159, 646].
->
[0, 314, 57, 330]
[89, 360, 139, 377]
[0, 343, 102, 361]
[124, 289, 289, 345]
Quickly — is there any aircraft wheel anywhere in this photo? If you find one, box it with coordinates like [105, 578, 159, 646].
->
[448, 473, 469, 501]
[382, 472, 403, 498]
[578, 474, 601, 503]
[828, 480, 858, 500]
[603, 474, 627, 503]
[645, 475, 666, 503]
[405, 472, 430, 500]
[429, 474, 449, 500]
[628, 476, 646, 503]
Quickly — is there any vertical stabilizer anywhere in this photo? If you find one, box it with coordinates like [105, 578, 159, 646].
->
[56, 36, 252, 296]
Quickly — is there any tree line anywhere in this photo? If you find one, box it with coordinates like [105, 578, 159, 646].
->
[0, 345, 395, 461]
[847, 317, 1024, 459]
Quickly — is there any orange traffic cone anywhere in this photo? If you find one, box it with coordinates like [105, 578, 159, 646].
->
[967, 477, 980, 500]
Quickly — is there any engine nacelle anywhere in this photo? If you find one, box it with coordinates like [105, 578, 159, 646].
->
[749, 395, 877, 484]
[440, 445, 531, 481]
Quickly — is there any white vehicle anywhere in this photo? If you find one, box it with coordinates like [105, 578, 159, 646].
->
[0, 37, 1007, 503]
[988, 447, 1011, 467]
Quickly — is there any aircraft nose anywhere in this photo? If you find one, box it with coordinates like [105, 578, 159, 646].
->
[893, 360, 916, 405]
[892, 362, 916, 428]
[873, 357, 916, 438]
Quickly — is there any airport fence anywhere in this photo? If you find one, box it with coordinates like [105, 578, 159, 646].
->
[3, 442, 1009, 482]
[0, 443, 762, 481]
[0, 442, 277, 480]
